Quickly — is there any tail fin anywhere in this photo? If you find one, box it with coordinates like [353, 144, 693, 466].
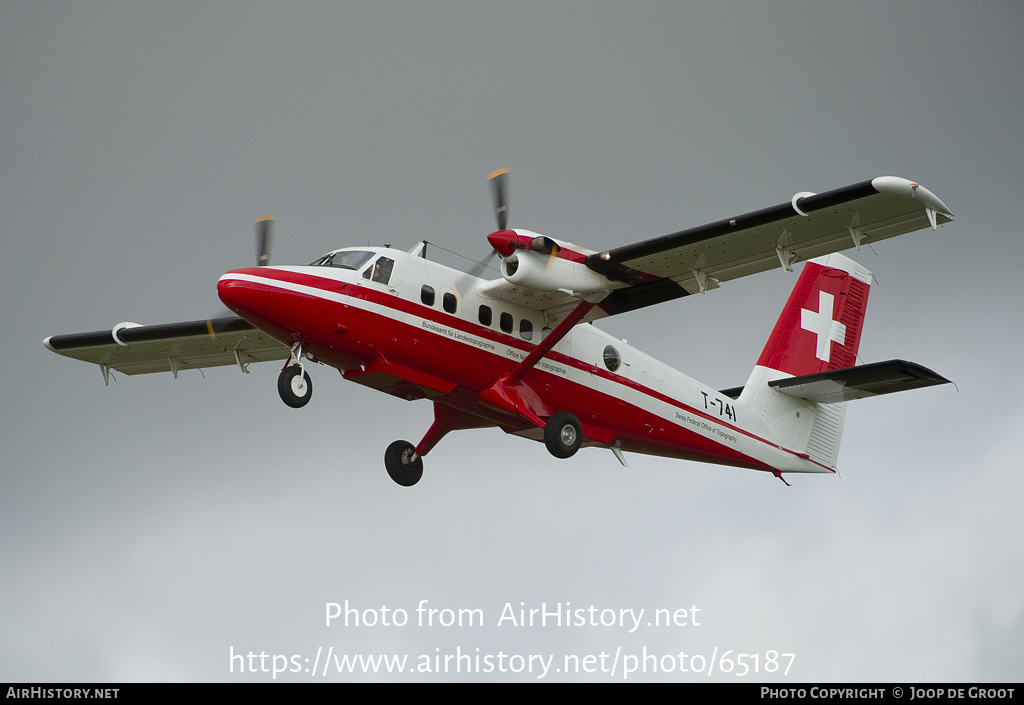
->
[739, 253, 874, 469]
[756, 252, 873, 376]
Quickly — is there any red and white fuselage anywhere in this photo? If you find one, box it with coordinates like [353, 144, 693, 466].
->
[218, 243, 865, 477]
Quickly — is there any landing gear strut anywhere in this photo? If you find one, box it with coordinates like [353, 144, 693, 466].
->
[384, 440, 423, 487]
[544, 411, 582, 459]
[278, 342, 312, 408]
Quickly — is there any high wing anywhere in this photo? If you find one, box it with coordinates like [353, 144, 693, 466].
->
[588, 176, 952, 316]
[482, 176, 951, 321]
[43, 316, 288, 384]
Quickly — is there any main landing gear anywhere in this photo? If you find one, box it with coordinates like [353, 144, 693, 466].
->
[384, 440, 424, 487]
[544, 411, 582, 459]
[382, 409, 584, 487]
[278, 342, 312, 408]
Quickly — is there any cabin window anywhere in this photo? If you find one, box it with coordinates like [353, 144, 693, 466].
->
[443, 292, 458, 314]
[520, 319, 533, 341]
[478, 305, 492, 326]
[499, 312, 513, 334]
[541, 327, 553, 340]
[603, 345, 621, 372]
[421, 285, 435, 306]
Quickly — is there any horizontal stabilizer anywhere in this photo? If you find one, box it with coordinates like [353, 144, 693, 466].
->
[769, 359, 951, 403]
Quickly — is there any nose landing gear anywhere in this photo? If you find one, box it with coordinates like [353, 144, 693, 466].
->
[278, 365, 312, 408]
[278, 342, 313, 408]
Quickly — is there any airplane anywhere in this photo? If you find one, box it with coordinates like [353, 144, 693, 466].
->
[43, 171, 954, 486]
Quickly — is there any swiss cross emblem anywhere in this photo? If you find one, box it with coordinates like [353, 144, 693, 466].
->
[801, 291, 846, 362]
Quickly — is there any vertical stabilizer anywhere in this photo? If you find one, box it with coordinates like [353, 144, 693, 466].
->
[739, 253, 873, 468]
[756, 253, 873, 376]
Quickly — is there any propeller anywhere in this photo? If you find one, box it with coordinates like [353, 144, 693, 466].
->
[450, 247, 500, 300]
[460, 251, 499, 281]
[473, 168, 515, 273]
[485, 169, 559, 270]
[488, 168, 509, 231]
[255, 214, 274, 266]
[448, 171, 511, 298]
[207, 213, 274, 338]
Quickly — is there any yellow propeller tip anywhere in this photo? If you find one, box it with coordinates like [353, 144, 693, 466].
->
[256, 214, 274, 222]
[487, 168, 509, 180]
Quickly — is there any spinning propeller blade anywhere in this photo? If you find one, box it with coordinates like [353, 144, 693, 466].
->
[545, 242, 559, 272]
[207, 214, 274, 337]
[451, 250, 500, 300]
[488, 168, 509, 231]
[255, 214, 274, 266]
[449, 173, 513, 298]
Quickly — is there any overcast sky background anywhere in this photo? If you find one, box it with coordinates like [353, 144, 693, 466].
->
[3, 1, 1022, 682]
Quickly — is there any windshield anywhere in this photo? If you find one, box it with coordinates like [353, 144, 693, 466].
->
[310, 250, 375, 270]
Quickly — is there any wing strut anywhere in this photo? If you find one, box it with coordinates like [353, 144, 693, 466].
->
[478, 299, 596, 426]
[507, 299, 596, 384]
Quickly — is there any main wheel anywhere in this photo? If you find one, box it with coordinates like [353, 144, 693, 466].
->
[385, 442, 423, 487]
[544, 411, 582, 459]
[278, 366, 312, 408]
[384, 440, 424, 487]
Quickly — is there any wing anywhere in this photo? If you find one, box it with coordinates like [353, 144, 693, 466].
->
[585, 176, 952, 317]
[43, 316, 288, 383]
[473, 279, 581, 315]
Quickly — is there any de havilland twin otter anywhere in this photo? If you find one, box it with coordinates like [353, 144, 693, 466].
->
[44, 171, 953, 486]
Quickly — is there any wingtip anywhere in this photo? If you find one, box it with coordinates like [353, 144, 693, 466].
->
[871, 176, 953, 219]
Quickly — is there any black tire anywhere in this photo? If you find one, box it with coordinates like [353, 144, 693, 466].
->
[544, 411, 582, 459]
[278, 366, 312, 408]
[384, 440, 424, 487]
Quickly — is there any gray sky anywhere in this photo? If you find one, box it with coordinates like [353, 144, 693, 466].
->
[4, 1, 1022, 682]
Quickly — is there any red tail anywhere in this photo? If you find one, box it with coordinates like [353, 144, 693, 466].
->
[756, 253, 872, 377]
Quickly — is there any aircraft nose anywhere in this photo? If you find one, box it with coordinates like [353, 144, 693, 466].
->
[217, 267, 263, 314]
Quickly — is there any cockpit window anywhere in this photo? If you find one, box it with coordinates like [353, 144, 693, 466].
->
[361, 256, 394, 284]
[371, 257, 394, 284]
[310, 250, 375, 270]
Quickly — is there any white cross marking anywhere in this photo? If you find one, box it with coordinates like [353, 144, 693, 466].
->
[801, 291, 846, 362]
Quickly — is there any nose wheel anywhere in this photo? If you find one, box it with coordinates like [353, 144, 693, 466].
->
[278, 366, 313, 408]
[384, 440, 423, 487]
[278, 342, 313, 408]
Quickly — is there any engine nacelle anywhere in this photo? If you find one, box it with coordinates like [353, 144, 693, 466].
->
[501, 249, 615, 293]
